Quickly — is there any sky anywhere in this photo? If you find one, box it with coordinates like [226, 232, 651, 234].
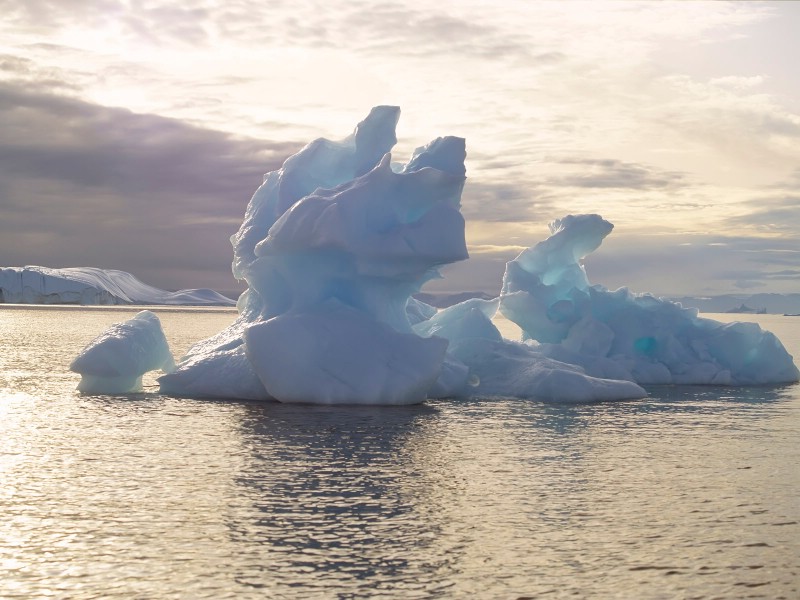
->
[1, 0, 799, 298]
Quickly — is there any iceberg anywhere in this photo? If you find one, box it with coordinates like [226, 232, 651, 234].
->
[70, 106, 798, 404]
[70, 310, 175, 394]
[157, 108, 648, 404]
[500, 214, 800, 385]
[0, 266, 235, 306]
[161, 106, 473, 404]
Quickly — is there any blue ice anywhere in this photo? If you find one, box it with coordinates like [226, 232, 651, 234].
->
[499, 214, 800, 385]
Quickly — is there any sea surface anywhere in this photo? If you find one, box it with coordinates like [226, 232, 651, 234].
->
[1, 306, 798, 599]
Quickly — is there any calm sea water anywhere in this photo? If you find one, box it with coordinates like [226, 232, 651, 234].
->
[1, 306, 798, 599]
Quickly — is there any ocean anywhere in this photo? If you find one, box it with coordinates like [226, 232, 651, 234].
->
[1, 306, 798, 599]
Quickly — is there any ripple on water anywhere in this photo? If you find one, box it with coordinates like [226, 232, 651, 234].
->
[1, 308, 799, 598]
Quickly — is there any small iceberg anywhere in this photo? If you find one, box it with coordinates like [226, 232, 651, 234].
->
[70, 310, 175, 394]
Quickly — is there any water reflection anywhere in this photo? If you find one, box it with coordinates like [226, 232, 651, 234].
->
[2, 307, 798, 599]
[647, 382, 798, 405]
[228, 402, 459, 597]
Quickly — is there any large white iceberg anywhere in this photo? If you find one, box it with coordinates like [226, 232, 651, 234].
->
[500, 214, 800, 385]
[70, 310, 175, 394]
[157, 107, 649, 404]
[0, 266, 235, 306]
[160, 106, 476, 404]
[72, 107, 798, 404]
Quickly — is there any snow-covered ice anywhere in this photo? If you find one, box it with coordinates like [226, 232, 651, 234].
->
[70, 106, 798, 404]
[70, 310, 175, 394]
[0, 266, 235, 306]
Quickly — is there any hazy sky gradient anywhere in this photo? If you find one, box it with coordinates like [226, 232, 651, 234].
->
[1, 0, 798, 297]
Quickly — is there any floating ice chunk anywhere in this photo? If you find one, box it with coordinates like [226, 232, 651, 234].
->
[244, 303, 448, 405]
[70, 311, 175, 394]
[426, 356, 471, 398]
[501, 214, 800, 385]
[71, 106, 795, 405]
[156, 315, 272, 400]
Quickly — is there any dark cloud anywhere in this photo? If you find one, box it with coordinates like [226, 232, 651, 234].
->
[587, 233, 800, 296]
[0, 54, 35, 74]
[725, 195, 800, 233]
[429, 249, 514, 295]
[428, 229, 800, 297]
[718, 269, 800, 282]
[0, 51, 83, 93]
[547, 158, 687, 190]
[461, 181, 557, 223]
[0, 79, 303, 294]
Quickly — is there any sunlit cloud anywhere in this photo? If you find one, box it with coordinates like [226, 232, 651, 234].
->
[0, 0, 798, 296]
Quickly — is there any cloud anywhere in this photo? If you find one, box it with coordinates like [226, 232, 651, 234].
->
[710, 75, 765, 90]
[460, 181, 558, 223]
[726, 171, 800, 234]
[1, 0, 548, 66]
[0, 0, 215, 47]
[587, 232, 800, 296]
[650, 74, 800, 167]
[341, 4, 544, 62]
[0, 79, 302, 293]
[725, 196, 800, 233]
[1, 0, 797, 299]
[546, 158, 687, 190]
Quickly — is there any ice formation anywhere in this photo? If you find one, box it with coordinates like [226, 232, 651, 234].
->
[70, 310, 175, 394]
[0, 266, 235, 306]
[500, 214, 800, 385]
[153, 107, 655, 404]
[72, 106, 798, 404]
[414, 297, 646, 401]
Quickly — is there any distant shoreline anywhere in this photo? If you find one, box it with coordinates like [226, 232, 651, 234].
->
[0, 303, 238, 313]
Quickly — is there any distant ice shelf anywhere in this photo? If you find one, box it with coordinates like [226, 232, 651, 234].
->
[0, 266, 236, 306]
